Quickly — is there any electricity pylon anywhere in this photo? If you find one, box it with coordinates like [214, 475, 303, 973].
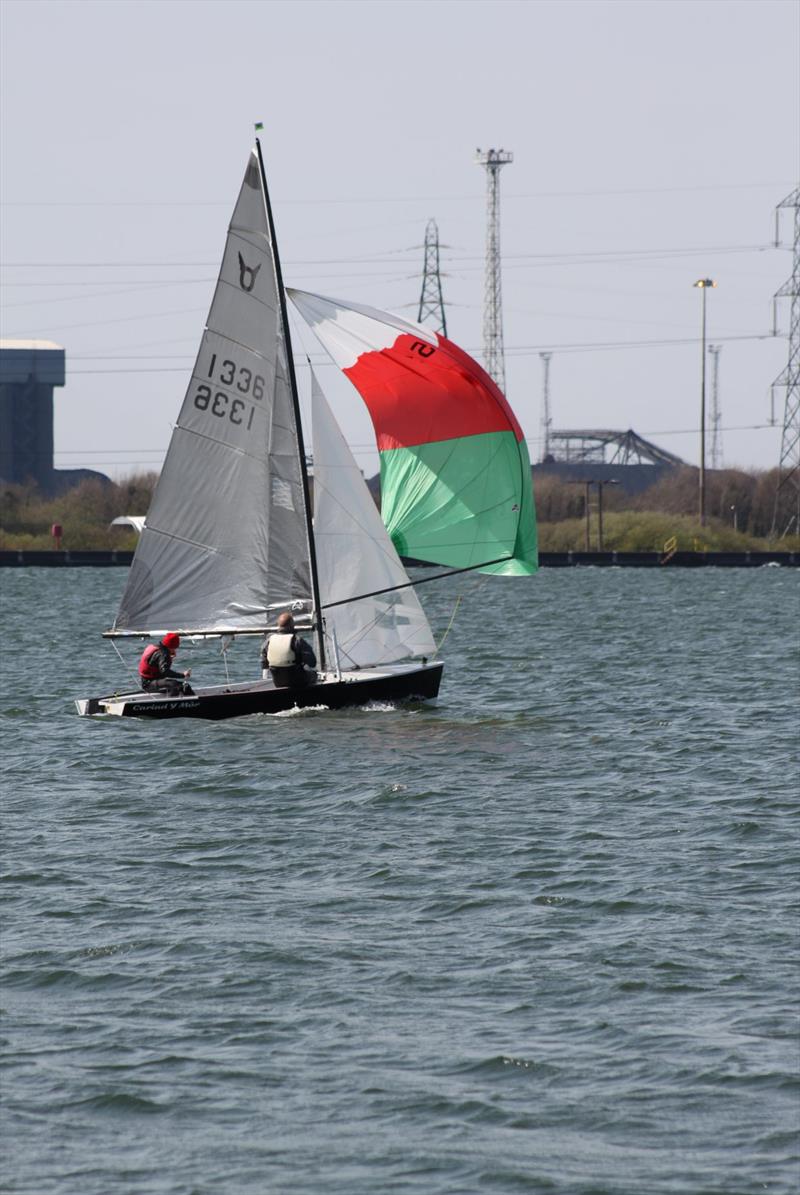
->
[539, 352, 553, 460]
[772, 185, 800, 535]
[417, 218, 447, 336]
[475, 147, 512, 393]
[708, 344, 722, 469]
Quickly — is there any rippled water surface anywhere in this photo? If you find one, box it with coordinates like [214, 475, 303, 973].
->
[2, 566, 799, 1194]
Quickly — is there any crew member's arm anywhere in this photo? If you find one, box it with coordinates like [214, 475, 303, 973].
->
[156, 648, 186, 680]
[299, 638, 316, 668]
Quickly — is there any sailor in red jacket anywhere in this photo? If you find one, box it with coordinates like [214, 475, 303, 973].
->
[138, 633, 193, 696]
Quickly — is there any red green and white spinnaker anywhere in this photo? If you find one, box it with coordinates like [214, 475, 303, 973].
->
[288, 289, 538, 576]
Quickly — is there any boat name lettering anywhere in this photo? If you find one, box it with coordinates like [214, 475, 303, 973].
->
[194, 384, 256, 431]
[207, 354, 264, 399]
[409, 340, 436, 359]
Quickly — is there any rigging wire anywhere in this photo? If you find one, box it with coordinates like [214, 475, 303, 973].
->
[434, 570, 495, 657]
[219, 636, 233, 684]
[435, 596, 462, 657]
[109, 637, 137, 685]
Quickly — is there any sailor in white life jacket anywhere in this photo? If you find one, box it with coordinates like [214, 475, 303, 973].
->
[261, 611, 317, 688]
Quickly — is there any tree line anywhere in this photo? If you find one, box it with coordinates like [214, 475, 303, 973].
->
[0, 466, 797, 551]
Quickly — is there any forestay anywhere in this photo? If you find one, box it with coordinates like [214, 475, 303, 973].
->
[311, 371, 436, 668]
[289, 289, 538, 577]
[112, 153, 312, 636]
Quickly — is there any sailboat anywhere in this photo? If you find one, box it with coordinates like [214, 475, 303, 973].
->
[76, 141, 536, 721]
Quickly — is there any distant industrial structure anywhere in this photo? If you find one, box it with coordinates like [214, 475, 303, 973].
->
[0, 340, 108, 495]
[772, 185, 800, 535]
[417, 218, 447, 336]
[475, 147, 512, 393]
[539, 352, 553, 461]
[708, 344, 723, 470]
[533, 428, 685, 495]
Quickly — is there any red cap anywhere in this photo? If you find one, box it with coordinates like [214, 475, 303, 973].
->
[162, 632, 180, 651]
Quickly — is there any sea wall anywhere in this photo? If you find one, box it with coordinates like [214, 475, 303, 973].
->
[1, 550, 797, 568]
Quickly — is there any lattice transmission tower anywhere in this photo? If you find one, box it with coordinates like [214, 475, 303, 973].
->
[771, 185, 800, 535]
[539, 352, 553, 460]
[475, 147, 512, 392]
[708, 344, 722, 469]
[417, 218, 447, 336]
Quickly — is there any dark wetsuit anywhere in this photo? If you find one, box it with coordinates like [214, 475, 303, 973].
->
[140, 645, 193, 696]
[261, 634, 317, 689]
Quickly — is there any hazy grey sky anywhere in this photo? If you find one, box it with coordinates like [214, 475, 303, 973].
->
[1, 0, 798, 479]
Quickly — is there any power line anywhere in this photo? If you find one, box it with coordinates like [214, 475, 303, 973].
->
[1, 180, 792, 208]
[60, 330, 783, 374]
[506, 332, 780, 355]
[52, 423, 778, 458]
[0, 241, 777, 270]
[8, 307, 207, 337]
[0, 281, 215, 310]
[638, 422, 774, 438]
[67, 367, 193, 374]
[0, 278, 214, 288]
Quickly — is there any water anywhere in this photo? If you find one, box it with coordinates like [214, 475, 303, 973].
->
[2, 566, 799, 1194]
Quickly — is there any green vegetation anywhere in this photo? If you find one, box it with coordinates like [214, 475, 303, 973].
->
[0, 475, 156, 551]
[0, 465, 798, 553]
[534, 467, 800, 552]
[538, 511, 781, 553]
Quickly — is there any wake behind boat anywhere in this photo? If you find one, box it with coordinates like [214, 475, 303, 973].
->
[76, 137, 536, 722]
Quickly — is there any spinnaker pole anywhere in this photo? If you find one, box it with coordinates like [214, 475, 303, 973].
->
[254, 136, 326, 670]
[321, 553, 514, 611]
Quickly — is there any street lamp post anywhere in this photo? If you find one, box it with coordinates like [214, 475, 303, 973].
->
[596, 479, 620, 551]
[582, 479, 620, 550]
[584, 480, 592, 550]
[693, 278, 716, 526]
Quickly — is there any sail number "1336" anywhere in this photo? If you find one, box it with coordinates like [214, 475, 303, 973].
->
[193, 354, 266, 430]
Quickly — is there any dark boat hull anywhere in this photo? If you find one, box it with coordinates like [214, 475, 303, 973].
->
[76, 661, 443, 721]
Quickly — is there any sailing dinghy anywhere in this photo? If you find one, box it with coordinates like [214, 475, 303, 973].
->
[76, 141, 535, 721]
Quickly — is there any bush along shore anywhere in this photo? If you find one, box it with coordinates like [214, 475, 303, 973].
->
[1, 467, 798, 554]
[0, 475, 155, 552]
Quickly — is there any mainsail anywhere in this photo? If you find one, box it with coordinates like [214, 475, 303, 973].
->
[288, 289, 538, 576]
[311, 370, 436, 668]
[112, 152, 312, 635]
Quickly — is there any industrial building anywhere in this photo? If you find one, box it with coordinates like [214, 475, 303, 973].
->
[0, 340, 109, 495]
[533, 428, 685, 495]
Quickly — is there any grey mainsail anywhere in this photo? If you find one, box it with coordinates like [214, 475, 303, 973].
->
[112, 151, 312, 635]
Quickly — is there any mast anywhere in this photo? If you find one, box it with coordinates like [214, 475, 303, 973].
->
[255, 136, 326, 669]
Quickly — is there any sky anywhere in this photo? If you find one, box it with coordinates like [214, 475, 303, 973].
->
[1, 0, 798, 482]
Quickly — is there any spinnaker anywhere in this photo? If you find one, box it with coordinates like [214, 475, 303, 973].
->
[288, 289, 537, 575]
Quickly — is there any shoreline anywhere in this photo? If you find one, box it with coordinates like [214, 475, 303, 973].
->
[2, 549, 797, 569]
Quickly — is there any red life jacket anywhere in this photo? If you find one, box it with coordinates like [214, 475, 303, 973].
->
[138, 643, 161, 680]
